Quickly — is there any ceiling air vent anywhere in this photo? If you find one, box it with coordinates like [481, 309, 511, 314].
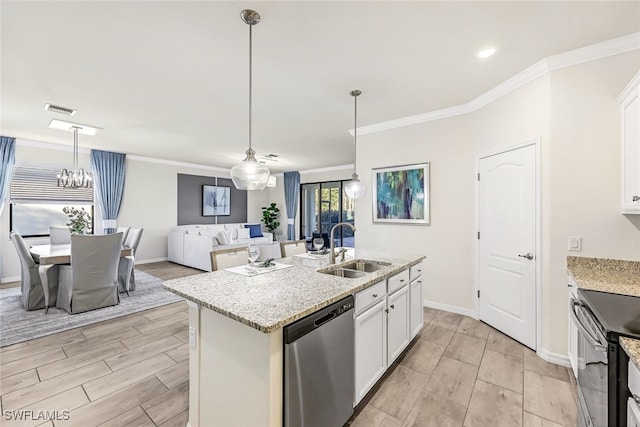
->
[260, 154, 279, 162]
[44, 103, 77, 116]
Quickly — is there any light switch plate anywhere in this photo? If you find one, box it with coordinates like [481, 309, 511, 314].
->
[568, 236, 582, 252]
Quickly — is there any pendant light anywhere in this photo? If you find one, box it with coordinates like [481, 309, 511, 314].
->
[57, 126, 92, 188]
[344, 90, 366, 199]
[230, 9, 270, 191]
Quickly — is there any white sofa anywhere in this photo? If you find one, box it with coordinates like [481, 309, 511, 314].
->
[168, 223, 274, 271]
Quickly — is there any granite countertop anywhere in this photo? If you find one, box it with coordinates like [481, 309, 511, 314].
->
[567, 256, 640, 297]
[621, 336, 640, 371]
[164, 249, 424, 334]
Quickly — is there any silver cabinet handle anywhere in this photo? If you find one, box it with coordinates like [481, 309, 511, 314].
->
[372, 294, 378, 298]
[633, 195, 640, 202]
[390, 304, 395, 309]
[400, 279, 405, 283]
[518, 253, 534, 260]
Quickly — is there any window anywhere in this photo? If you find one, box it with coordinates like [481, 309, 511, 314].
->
[300, 180, 355, 248]
[9, 166, 94, 238]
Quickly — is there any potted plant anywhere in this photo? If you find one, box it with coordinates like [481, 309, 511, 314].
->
[261, 203, 280, 238]
[63, 206, 92, 234]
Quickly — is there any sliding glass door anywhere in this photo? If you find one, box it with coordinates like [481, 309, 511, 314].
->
[300, 180, 355, 248]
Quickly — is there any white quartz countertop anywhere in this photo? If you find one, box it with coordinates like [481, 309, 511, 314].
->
[163, 249, 425, 333]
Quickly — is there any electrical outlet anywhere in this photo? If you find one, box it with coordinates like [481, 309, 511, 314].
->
[568, 236, 582, 252]
[189, 327, 197, 350]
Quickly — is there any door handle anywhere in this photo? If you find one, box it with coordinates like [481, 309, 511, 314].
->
[518, 253, 534, 260]
[633, 195, 640, 202]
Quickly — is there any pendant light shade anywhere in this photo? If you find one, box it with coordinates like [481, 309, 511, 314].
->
[57, 126, 92, 189]
[345, 89, 366, 200]
[230, 9, 270, 191]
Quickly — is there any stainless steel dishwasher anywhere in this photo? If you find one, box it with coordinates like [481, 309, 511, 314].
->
[284, 295, 355, 427]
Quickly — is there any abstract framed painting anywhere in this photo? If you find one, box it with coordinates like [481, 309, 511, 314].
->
[372, 163, 430, 225]
[202, 185, 230, 216]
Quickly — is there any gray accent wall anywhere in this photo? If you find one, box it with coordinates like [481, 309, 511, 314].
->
[177, 174, 247, 225]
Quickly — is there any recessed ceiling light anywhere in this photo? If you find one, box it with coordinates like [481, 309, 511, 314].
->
[48, 119, 102, 136]
[44, 103, 77, 116]
[477, 48, 497, 59]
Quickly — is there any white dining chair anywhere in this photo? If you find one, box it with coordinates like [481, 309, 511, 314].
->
[49, 226, 71, 244]
[280, 240, 307, 257]
[118, 227, 143, 294]
[10, 232, 56, 311]
[210, 247, 249, 271]
[117, 226, 131, 244]
[56, 233, 122, 314]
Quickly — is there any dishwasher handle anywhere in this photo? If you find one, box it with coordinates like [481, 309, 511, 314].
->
[314, 312, 336, 328]
[284, 295, 354, 344]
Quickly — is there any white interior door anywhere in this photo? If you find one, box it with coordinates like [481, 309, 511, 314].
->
[479, 144, 537, 349]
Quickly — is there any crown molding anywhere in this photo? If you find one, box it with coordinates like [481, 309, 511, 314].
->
[617, 69, 640, 103]
[356, 32, 640, 136]
[126, 154, 230, 174]
[16, 138, 230, 174]
[299, 164, 354, 175]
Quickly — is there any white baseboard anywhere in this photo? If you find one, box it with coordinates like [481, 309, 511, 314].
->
[135, 257, 168, 265]
[537, 348, 571, 367]
[423, 299, 478, 320]
[1, 275, 20, 284]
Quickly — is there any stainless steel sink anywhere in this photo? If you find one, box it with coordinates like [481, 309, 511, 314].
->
[323, 268, 368, 279]
[339, 259, 391, 273]
[317, 259, 391, 278]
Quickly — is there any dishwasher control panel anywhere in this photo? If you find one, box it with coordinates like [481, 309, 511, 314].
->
[337, 301, 354, 314]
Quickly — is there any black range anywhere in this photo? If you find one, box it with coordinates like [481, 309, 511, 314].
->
[572, 288, 640, 427]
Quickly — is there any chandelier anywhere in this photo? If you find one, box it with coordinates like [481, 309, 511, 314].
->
[57, 126, 92, 188]
[344, 90, 366, 199]
[230, 9, 271, 191]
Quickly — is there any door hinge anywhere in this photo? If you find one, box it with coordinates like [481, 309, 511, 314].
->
[477, 173, 480, 181]
[477, 290, 480, 298]
[477, 231, 480, 239]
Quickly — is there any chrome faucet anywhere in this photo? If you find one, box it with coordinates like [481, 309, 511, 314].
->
[329, 222, 356, 264]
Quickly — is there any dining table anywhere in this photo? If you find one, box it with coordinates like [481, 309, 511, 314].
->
[30, 244, 134, 313]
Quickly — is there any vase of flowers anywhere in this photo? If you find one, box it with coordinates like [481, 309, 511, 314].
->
[63, 206, 92, 235]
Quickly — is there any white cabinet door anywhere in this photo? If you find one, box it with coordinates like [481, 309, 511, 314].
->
[354, 299, 387, 405]
[620, 74, 640, 213]
[409, 277, 424, 339]
[567, 282, 578, 379]
[628, 399, 640, 427]
[387, 285, 410, 364]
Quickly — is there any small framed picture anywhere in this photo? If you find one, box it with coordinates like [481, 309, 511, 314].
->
[202, 185, 230, 216]
[372, 163, 430, 225]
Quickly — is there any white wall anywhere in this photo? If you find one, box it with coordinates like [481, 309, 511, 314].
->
[545, 53, 640, 353]
[357, 51, 640, 356]
[1, 141, 269, 281]
[357, 114, 474, 311]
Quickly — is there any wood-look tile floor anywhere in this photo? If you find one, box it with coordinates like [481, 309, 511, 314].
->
[1, 262, 577, 427]
[352, 309, 578, 427]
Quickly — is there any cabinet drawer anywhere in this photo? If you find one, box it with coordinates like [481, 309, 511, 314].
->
[388, 269, 410, 295]
[355, 280, 386, 316]
[630, 360, 640, 398]
[410, 262, 425, 281]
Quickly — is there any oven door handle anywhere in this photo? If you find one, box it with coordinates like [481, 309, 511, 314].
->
[569, 298, 608, 352]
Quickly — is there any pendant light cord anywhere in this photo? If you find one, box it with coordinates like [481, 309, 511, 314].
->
[248, 22, 253, 152]
[353, 94, 357, 168]
[73, 127, 79, 171]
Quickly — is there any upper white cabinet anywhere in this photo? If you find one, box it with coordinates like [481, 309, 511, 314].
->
[619, 70, 640, 214]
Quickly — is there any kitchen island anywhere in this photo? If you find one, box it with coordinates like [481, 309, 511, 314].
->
[164, 249, 424, 427]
